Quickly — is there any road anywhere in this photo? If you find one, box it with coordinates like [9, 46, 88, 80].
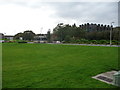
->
[48, 43, 120, 47]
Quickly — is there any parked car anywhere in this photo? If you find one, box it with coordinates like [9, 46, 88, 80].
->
[0, 40, 4, 43]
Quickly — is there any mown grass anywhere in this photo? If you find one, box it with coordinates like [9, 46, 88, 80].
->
[2, 43, 119, 88]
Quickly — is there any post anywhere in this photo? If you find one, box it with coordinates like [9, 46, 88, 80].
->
[0, 39, 2, 90]
[110, 22, 114, 46]
[110, 28, 112, 46]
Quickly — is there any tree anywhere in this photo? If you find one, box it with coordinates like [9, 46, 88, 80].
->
[47, 30, 51, 43]
[53, 23, 67, 41]
[14, 32, 23, 40]
[23, 30, 35, 41]
[52, 23, 120, 42]
[64, 35, 71, 42]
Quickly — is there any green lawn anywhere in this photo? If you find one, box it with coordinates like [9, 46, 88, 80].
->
[2, 43, 119, 88]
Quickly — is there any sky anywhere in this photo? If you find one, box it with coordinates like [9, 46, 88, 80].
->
[0, 0, 119, 35]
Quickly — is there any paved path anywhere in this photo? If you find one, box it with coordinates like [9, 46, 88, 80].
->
[48, 43, 120, 47]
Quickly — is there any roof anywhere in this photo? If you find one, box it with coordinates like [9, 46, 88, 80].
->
[4, 35, 14, 37]
[36, 34, 47, 36]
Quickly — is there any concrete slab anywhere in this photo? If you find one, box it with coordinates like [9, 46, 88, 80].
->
[92, 71, 118, 85]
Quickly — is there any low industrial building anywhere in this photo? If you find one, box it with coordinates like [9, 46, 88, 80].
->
[34, 34, 47, 43]
[4, 35, 14, 40]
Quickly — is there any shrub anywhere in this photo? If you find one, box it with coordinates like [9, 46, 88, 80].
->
[91, 40, 97, 44]
[112, 40, 119, 45]
[75, 39, 81, 43]
[80, 39, 90, 44]
[18, 40, 27, 43]
[99, 40, 108, 44]
[70, 38, 76, 43]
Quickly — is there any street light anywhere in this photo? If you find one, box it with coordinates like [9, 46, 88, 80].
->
[110, 22, 114, 46]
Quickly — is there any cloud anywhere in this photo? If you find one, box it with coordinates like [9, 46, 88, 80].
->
[0, 0, 118, 35]
[0, 2, 56, 35]
[45, 2, 118, 25]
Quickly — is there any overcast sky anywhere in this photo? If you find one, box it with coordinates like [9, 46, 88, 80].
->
[0, 0, 119, 35]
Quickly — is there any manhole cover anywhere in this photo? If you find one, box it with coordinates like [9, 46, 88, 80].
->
[96, 76, 113, 83]
[92, 71, 117, 85]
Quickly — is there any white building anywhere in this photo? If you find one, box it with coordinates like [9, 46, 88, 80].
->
[4, 35, 14, 40]
[34, 34, 47, 43]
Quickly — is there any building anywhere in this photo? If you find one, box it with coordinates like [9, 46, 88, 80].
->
[0, 33, 4, 40]
[34, 34, 47, 43]
[4, 35, 14, 40]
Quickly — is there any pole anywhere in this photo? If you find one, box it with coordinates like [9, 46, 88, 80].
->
[110, 27, 112, 46]
[110, 22, 114, 46]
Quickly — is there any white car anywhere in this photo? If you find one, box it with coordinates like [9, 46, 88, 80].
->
[0, 40, 4, 43]
[56, 41, 61, 44]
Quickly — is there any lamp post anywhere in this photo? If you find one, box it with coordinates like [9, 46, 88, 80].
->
[110, 22, 114, 46]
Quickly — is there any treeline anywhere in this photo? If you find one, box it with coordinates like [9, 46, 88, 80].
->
[14, 31, 35, 41]
[51, 23, 120, 43]
[14, 30, 48, 43]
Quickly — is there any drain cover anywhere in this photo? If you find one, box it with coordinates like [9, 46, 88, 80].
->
[96, 76, 113, 83]
[92, 71, 117, 85]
